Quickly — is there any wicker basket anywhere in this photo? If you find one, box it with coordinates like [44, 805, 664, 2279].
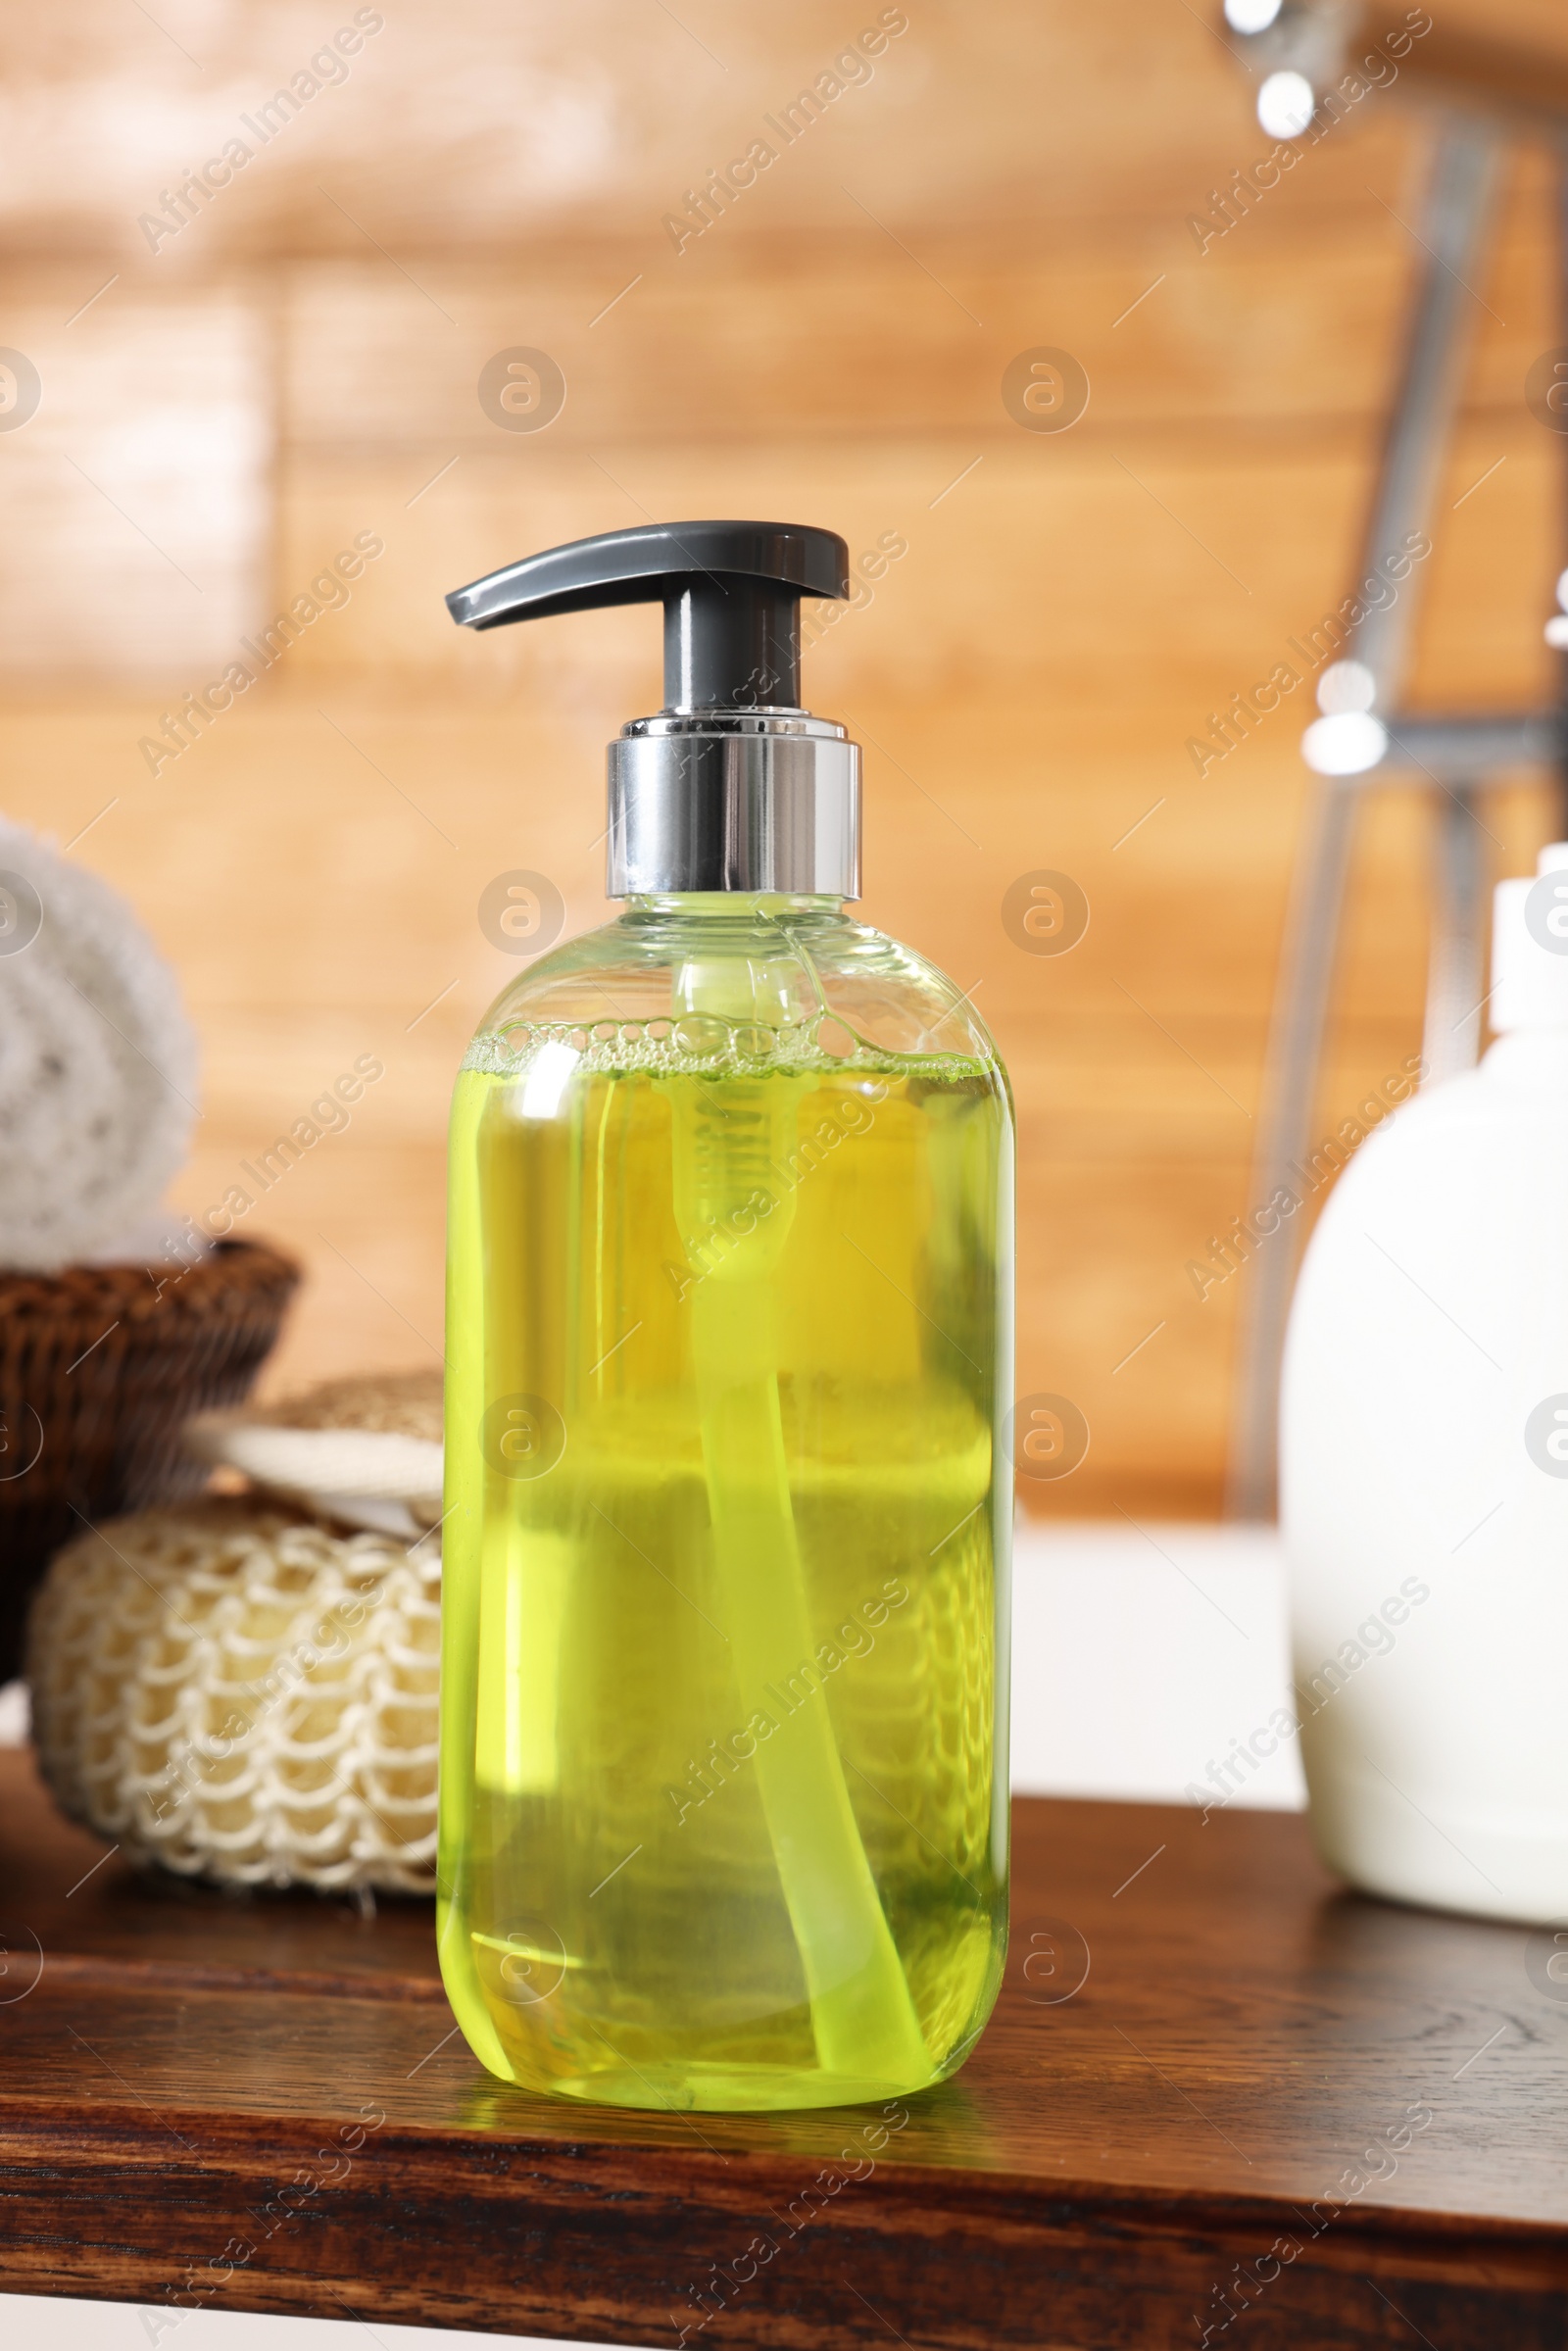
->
[0, 1240, 299, 1681]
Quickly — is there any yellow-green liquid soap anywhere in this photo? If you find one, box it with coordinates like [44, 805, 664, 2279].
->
[438, 521, 1012, 2112]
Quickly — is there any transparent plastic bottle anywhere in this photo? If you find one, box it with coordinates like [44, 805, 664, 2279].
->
[437, 526, 1013, 2111]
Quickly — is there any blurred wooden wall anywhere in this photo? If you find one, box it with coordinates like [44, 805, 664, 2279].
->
[0, 0, 1562, 1514]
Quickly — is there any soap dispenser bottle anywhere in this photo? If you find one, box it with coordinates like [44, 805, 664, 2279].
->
[1282, 842, 1568, 1925]
[437, 522, 1013, 2111]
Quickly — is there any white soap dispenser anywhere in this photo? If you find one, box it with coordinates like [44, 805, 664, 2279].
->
[1281, 842, 1568, 1924]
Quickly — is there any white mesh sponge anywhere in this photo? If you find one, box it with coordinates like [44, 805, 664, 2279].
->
[0, 816, 197, 1270]
[28, 1501, 440, 1892]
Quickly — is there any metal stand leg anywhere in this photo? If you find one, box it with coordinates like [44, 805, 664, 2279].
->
[1420, 786, 1488, 1084]
[1224, 779, 1356, 1522]
[1225, 122, 1498, 1520]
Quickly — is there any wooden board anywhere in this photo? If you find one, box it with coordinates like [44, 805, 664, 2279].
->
[0, 1747, 1564, 2346]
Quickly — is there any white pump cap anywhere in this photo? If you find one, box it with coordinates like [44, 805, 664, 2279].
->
[1491, 844, 1568, 1031]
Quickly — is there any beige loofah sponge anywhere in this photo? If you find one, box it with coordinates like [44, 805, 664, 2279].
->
[27, 1500, 439, 1893]
[274, 1369, 444, 1440]
[185, 1368, 444, 1537]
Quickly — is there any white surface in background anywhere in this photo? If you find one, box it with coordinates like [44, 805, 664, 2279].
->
[1010, 1518, 1305, 1812]
[0, 2310, 590, 2349]
[0, 1522, 1301, 2350]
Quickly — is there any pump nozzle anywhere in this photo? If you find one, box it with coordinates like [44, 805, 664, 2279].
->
[446, 522, 862, 900]
[447, 519, 849, 711]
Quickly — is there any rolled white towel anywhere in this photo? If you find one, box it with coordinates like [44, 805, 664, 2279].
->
[0, 816, 197, 1271]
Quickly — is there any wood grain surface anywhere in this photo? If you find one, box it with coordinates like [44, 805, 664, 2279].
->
[0, 1, 1565, 1512]
[1, 1748, 1563, 2347]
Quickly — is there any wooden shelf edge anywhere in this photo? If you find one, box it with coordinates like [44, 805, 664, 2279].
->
[2, 2110, 1565, 2347]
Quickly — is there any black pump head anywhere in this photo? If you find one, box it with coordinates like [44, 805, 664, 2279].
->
[445, 520, 850, 711]
[446, 520, 861, 897]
